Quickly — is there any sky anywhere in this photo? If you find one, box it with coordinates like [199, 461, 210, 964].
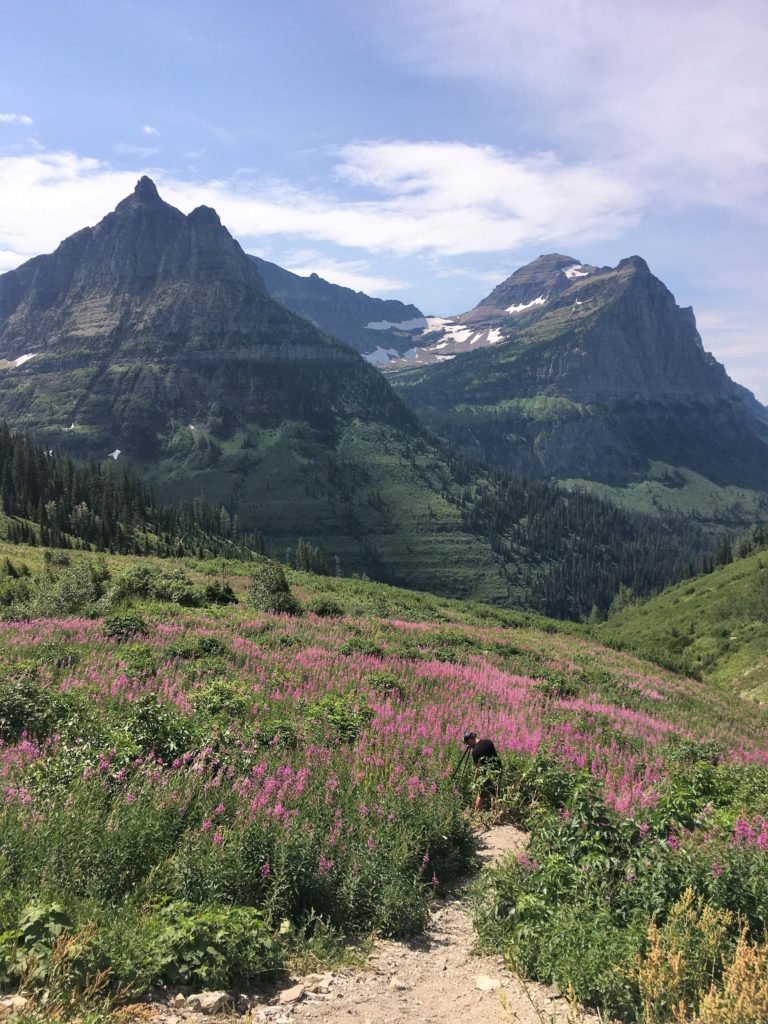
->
[1, 0, 767, 401]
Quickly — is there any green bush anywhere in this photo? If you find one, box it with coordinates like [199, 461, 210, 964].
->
[307, 596, 344, 618]
[248, 561, 302, 615]
[30, 559, 110, 617]
[0, 670, 65, 742]
[102, 610, 149, 641]
[105, 901, 279, 990]
[124, 693, 192, 760]
[304, 693, 374, 745]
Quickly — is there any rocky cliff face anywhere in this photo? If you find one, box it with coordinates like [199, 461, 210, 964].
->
[392, 255, 768, 518]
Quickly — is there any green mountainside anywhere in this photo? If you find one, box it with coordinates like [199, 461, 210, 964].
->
[601, 527, 768, 699]
[389, 255, 768, 529]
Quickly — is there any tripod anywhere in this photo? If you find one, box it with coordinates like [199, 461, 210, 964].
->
[451, 745, 472, 781]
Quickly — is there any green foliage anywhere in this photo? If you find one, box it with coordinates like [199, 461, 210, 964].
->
[123, 693, 191, 760]
[307, 596, 344, 617]
[102, 610, 148, 640]
[105, 901, 278, 990]
[248, 560, 302, 615]
[303, 693, 374, 745]
[192, 677, 252, 719]
[30, 559, 110, 617]
[0, 669, 64, 742]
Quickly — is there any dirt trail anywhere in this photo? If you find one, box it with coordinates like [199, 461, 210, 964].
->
[127, 824, 593, 1024]
[280, 824, 591, 1024]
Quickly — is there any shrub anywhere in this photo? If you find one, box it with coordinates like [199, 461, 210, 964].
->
[192, 678, 252, 719]
[0, 670, 65, 742]
[124, 693, 191, 760]
[248, 561, 302, 615]
[102, 610, 148, 641]
[105, 901, 279, 990]
[339, 636, 383, 658]
[30, 559, 109, 617]
[635, 889, 737, 1024]
[307, 596, 344, 618]
[304, 693, 374, 745]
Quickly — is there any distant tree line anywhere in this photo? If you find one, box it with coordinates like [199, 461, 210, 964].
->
[446, 455, 717, 620]
[0, 423, 264, 559]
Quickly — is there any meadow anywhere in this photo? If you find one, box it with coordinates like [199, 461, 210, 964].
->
[0, 547, 767, 1021]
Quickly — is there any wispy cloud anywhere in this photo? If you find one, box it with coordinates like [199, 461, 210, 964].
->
[142, 125, 160, 136]
[382, 0, 768, 211]
[0, 143, 640, 268]
[275, 249, 409, 294]
[0, 113, 33, 125]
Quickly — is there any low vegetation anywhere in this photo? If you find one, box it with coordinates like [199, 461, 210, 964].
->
[0, 542, 767, 1021]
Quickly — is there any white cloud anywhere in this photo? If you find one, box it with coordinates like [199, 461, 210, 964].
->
[275, 250, 409, 294]
[383, 0, 768, 211]
[0, 143, 640, 270]
[0, 113, 33, 125]
[142, 125, 160, 136]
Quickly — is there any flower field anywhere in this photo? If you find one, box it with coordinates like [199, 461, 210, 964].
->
[1, 553, 768, 1019]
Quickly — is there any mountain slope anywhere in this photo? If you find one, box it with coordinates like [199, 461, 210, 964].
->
[600, 528, 768, 700]
[249, 254, 425, 359]
[390, 255, 768, 527]
[0, 183, 711, 616]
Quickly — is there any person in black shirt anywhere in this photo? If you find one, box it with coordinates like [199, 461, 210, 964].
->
[463, 732, 502, 813]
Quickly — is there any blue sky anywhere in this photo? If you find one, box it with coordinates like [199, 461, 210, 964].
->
[1, 0, 767, 400]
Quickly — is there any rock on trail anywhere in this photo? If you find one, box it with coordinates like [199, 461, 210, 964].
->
[121, 825, 595, 1024]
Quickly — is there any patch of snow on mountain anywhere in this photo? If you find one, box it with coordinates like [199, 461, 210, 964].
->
[403, 347, 429, 361]
[108, 449, 122, 461]
[364, 346, 403, 365]
[365, 317, 428, 331]
[421, 317, 457, 336]
[0, 352, 38, 369]
[435, 354, 456, 361]
[506, 295, 547, 314]
[469, 333, 483, 344]
[487, 328, 504, 344]
[563, 265, 590, 279]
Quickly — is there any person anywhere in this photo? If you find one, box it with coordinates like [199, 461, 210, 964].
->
[463, 731, 502, 813]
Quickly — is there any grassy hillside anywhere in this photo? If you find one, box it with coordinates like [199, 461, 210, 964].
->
[1, 541, 768, 1020]
[600, 547, 768, 700]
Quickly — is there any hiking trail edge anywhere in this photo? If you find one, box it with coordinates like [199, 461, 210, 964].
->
[122, 825, 596, 1024]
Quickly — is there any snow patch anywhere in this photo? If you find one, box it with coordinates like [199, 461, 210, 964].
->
[365, 317, 428, 331]
[364, 346, 402, 365]
[487, 328, 504, 344]
[0, 352, 38, 369]
[108, 449, 122, 461]
[421, 316, 457, 336]
[188, 424, 196, 430]
[64, 422, 76, 432]
[563, 264, 590, 279]
[435, 354, 456, 362]
[506, 295, 546, 314]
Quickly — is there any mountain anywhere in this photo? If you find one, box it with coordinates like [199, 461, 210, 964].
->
[389, 254, 768, 528]
[249, 255, 426, 360]
[0, 183, 712, 617]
